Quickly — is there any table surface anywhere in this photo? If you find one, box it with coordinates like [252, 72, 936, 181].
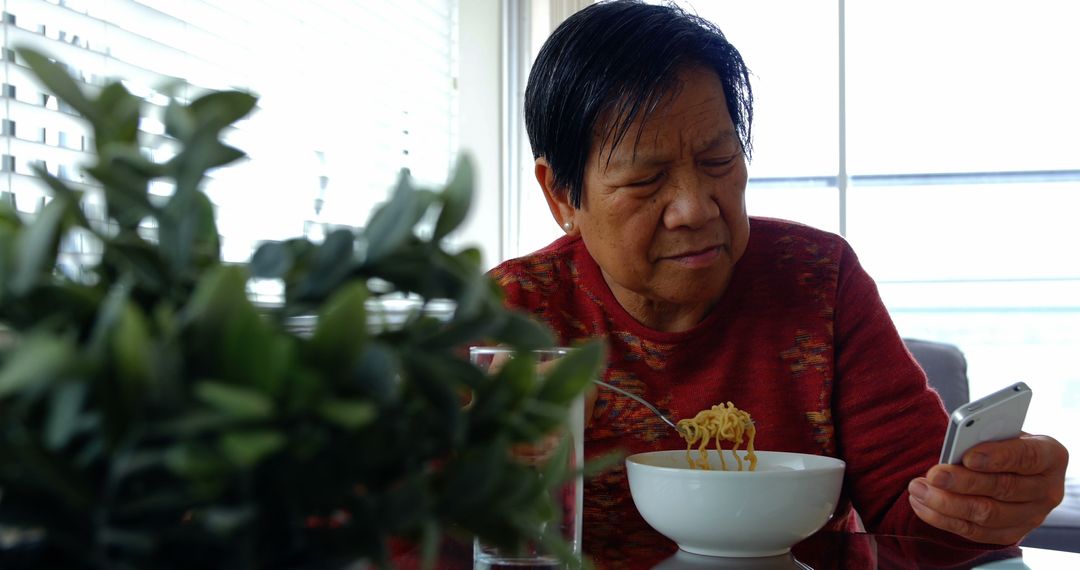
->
[650, 532, 1080, 569]
[414, 531, 1080, 569]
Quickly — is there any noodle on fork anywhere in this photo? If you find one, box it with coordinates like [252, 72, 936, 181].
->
[676, 402, 757, 471]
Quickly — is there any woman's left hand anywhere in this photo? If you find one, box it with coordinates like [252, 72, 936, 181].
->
[907, 434, 1069, 544]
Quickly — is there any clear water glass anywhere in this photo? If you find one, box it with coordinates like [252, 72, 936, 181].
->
[470, 347, 585, 570]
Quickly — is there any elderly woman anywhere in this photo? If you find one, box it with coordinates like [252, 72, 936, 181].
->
[490, 1, 1068, 567]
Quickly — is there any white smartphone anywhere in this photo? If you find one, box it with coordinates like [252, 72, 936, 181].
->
[939, 381, 1032, 465]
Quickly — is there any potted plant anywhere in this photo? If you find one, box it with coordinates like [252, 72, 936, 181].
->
[0, 47, 603, 569]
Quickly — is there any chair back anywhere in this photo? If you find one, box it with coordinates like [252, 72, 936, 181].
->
[903, 338, 970, 414]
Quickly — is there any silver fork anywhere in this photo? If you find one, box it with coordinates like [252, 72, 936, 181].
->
[593, 379, 687, 436]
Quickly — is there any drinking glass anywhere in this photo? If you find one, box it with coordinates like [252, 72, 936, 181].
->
[470, 347, 585, 570]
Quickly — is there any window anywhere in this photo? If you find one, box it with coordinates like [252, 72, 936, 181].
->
[1, 0, 460, 278]
[500, 0, 1080, 478]
[669, 0, 1080, 477]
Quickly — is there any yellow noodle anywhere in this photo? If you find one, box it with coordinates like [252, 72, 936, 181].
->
[676, 402, 757, 471]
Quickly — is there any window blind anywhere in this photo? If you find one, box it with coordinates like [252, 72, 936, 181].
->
[0, 0, 459, 275]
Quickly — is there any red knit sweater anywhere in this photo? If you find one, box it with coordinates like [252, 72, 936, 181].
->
[490, 217, 980, 568]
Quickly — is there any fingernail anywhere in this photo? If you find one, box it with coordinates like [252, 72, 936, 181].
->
[908, 480, 929, 501]
[968, 452, 989, 470]
[930, 470, 952, 489]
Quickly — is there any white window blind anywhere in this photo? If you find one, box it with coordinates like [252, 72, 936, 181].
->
[0, 0, 460, 271]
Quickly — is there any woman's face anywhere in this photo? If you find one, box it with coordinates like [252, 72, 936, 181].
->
[548, 68, 750, 329]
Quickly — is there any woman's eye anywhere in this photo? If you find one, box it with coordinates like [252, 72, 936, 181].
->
[702, 157, 736, 169]
[626, 173, 662, 187]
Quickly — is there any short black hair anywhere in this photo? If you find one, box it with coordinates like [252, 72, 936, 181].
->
[524, 0, 753, 208]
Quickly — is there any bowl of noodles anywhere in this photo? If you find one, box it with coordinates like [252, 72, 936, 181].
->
[625, 403, 845, 558]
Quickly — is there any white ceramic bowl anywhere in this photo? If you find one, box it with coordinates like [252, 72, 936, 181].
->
[626, 450, 845, 558]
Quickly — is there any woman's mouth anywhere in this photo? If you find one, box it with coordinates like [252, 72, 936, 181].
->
[663, 246, 725, 268]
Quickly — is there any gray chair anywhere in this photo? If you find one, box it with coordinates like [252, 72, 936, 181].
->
[903, 337, 969, 414]
[902, 338, 1080, 554]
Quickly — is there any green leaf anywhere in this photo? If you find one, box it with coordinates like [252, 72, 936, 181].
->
[467, 374, 515, 431]
[159, 184, 221, 275]
[0, 334, 76, 397]
[109, 489, 190, 519]
[250, 240, 293, 278]
[188, 90, 258, 132]
[189, 191, 222, 266]
[493, 350, 539, 403]
[0, 198, 23, 228]
[491, 311, 555, 351]
[350, 341, 402, 404]
[110, 448, 171, 480]
[417, 307, 504, 350]
[539, 432, 573, 484]
[16, 47, 96, 120]
[363, 171, 422, 263]
[504, 413, 548, 443]
[454, 247, 482, 271]
[0, 231, 17, 300]
[449, 271, 489, 322]
[94, 82, 141, 145]
[309, 281, 368, 375]
[164, 443, 230, 496]
[538, 526, 582, 570]
[4, 434, 94, 509]
[183, 265, 291, 396]
[86, 145, 160, 228]
[219, 307, 292, 397]
[163, 99, 195, 141]
[11, 198, 69, 295]
[280, 366, 321, 414]
[379, 474, 429, 532]
[112, 301, 154, 391]
[580, 449, 624, 479]
[109, 145, 167, 178]
[296, 228, 356, 300]
[87, 277, 134, 354]
[404, 350, 467, 445]
[101, 238, 171, 294]
[194, 506, 256, 537]
[163, 443, 213, 476]
[149, 411, 237, 438]
[220, 430, 285, 468]
[536, 339, 605, 406]
[490, 464, 546, 520]
[188, 138, 248, 173]
[318, 399, 376, 430]
[433, 154, 475, 240]
[166, 133, 245, 203]
[419, 519, 441, 570]
[521, 399, 571, 436]
[44, 381, 87, 449]
[99, 528, 154, 555]
[438, 442, 507, 512]
[184, 265, 248, 328]
[195, 381, 273, 418]
[28, 164, 86, 215]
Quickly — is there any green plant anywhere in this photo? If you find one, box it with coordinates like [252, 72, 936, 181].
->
[0, 47, 604, 569]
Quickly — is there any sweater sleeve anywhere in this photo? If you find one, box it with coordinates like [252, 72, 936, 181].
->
[831, 242, 996, 547]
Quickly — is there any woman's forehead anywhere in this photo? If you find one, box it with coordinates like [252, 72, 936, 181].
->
[591, 71, 736, 168]
[599, 129, 740, 171]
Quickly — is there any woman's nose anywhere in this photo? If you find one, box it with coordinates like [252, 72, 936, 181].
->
[662, 174, 720, 229]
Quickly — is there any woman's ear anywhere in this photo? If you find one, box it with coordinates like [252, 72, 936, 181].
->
[535, 158, 578, 235]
